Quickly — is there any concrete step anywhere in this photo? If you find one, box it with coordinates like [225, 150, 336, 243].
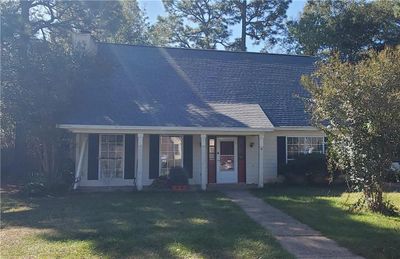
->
[77, 186, 136, 192]
[207, 183, 258, 191]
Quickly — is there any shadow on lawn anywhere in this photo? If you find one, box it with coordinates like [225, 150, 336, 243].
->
[253, 185, 400, 259]
[1, 191, 274, 258]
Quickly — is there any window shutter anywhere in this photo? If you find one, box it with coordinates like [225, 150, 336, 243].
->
[124, 134, 135, 179]
[277, 136, 286, 174]
[183, 135, 193, 178]
[88, 134, 99, 180]
[149, 134, 159, 179]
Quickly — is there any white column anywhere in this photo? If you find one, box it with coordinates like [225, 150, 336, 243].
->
[258, 134, 264, 188]
[74, 134, 88, 190]
[200, 134, 207, 190]
[136, 133, 144, 191]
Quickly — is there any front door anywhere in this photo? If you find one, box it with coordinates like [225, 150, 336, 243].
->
[216, 137, 238, 183]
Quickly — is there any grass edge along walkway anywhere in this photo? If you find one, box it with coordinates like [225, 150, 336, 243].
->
[224, 190, 363, 259]
[252, 185, 400, 259]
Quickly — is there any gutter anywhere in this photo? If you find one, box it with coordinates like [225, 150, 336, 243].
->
[57, 124, 274, 135]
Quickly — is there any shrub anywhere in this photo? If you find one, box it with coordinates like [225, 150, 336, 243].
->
[385, 165, 400, 183]
[282, 153, 329, 185]
[23, 181, 47, 197]
[169, 166, 189, 186]
[60, 158, 75, 188]
[150, 175, 170, 189]
[23, 167, 75, 197]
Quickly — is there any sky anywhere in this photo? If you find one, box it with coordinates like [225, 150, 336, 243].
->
[138, 0, 306, 52]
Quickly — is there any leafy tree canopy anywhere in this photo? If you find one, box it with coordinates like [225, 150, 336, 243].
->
[1, 0, 150, 47]
[286, 0, 400, 60]
[302, 47, 400, 214]
[152, 0, 291, 51]
[1, 0, 135, 181]
[151, 0, 231, 49]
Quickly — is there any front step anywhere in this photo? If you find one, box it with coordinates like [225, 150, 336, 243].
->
[77, 186, 136, 192]
[207, 183, 258, 191]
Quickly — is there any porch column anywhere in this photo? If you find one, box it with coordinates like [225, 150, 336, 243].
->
[74, 134, 88, 190]
[200, 134, 207, 190]
[136, 133, 144, 191]
[258, 134, 264, 188]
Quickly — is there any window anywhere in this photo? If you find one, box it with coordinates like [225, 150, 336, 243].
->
[160, 136, 183, 175]
[287, 137, 326, 161]
[209, 138, 215, 160]
[99, 134, 124, 179]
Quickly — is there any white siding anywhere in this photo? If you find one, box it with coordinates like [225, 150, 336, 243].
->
[246, 136, 259, 184]
[263, 133, 277, 182]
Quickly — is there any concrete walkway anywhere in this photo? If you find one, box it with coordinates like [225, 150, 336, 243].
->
[224, 190, 363, 259]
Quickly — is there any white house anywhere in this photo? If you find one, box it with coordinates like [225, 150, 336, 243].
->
[58, 33, 326, 190]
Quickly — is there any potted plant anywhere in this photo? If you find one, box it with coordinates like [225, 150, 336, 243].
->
[169, 166, 189, 191]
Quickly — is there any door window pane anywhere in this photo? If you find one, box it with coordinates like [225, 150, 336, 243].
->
[220, 141, 234, 155]
[220, 156, 234, 171]
[220, 141, 235, 171]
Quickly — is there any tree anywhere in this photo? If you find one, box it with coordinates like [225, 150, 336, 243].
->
[301, 47, 400, 214]
[152, 0, 291, 51]
[151, 0, 231, 49]
[286, 0, 400, 60]
[1, 0, 132, 182]
[114, 0, 151, 45]
[0, 0, 150, 46]
[227, 0, 291, 51]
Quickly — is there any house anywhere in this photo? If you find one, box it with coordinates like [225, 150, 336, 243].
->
[58, 33, 327, 190]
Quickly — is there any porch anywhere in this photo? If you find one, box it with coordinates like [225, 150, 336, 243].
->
[64, 125, 270, 191]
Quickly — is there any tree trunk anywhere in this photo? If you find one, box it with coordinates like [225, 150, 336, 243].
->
[14, 123, 28, 183]
[240, 0, 247, 51]
[364, 183, 385, 213]
[19, 0, 32, 59]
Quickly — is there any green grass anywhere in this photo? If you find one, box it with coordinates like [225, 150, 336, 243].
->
[0, 191, 292, 259]
[252, 185, 400, 259]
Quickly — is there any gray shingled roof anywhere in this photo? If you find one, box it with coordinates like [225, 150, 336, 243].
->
[62, 44, 315, 128]
[191, 103, 273, 128]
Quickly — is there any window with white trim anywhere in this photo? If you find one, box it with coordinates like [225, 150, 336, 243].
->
[160, 136, 183, 175]
[99, 134, 124, 179]
[287, 137, 326, 161]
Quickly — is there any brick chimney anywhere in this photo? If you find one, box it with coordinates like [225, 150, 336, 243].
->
[72, 31, 97, 55]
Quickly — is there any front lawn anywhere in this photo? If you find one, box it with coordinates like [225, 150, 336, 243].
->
[253, 185, 400, 259]
[0, 191, 292, 258]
